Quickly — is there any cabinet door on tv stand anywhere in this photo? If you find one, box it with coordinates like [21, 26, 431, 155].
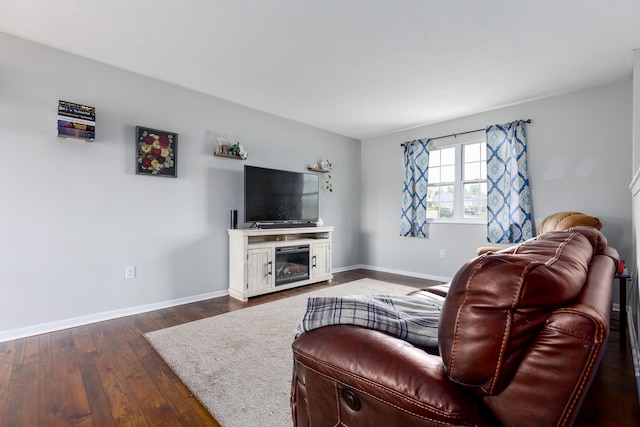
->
[311, 242, 331, 280]
[247, 247, 274, 292]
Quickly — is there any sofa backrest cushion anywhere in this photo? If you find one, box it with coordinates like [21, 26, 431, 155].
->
[438, 228, 606, 395]
[537, 211, 602, 234]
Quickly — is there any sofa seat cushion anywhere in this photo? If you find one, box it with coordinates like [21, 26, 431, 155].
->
[438, 228, 607, 395]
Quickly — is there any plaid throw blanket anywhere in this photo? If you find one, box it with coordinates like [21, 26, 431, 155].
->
[295, 290, 446, 348]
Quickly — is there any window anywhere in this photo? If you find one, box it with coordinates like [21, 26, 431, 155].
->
[427, 140, 487, 222]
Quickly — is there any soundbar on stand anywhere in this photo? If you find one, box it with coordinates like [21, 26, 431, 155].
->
[253, 222, 317, 229]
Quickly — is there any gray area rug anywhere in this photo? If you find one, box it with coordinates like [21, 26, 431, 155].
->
[145, 278, 417, 427]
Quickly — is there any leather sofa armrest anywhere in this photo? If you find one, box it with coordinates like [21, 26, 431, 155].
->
[481, 306, 610, 427]
[479, 254, 614, 426]
[292, 325, 489, 426]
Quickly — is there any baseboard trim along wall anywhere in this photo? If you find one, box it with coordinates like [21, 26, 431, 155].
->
[359, 264, 452, 283]
[0, 265, 450, 343]
[0, 290, 228, 343]
[627, 307, 640, 406]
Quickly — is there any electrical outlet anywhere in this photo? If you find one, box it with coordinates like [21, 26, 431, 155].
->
[125, 266, 136, 279]
[440, 249, 446, 258]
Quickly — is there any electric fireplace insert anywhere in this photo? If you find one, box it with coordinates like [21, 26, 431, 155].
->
[275, 245, 310, 286]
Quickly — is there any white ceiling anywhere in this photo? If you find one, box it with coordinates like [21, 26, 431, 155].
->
[2, 0, 640, 140]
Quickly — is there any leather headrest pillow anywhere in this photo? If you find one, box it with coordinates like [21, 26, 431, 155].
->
[537, 211, 602, 234]
[438, 229, 603, 395]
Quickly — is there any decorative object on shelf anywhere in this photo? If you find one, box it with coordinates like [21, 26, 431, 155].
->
[229, 142, 248, 159]
[216, 132, 229, 154]
[214, 142, 247, 160]
[214, 132, 247, 159]
[307, 160, 333, 191]
[230, 209, 238, 229]
[57, 100, 95, 141]
[136, 126, 178, 178]
[323, 160, 333, 192]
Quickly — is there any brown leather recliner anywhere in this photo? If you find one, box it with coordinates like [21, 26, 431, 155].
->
[291, 227, 618, 427]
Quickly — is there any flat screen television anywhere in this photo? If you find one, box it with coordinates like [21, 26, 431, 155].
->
[244, 165, 319, 226]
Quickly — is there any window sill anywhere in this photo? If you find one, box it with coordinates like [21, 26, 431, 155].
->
[428, 219, 486, 225]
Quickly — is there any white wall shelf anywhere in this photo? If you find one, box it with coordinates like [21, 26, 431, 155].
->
[214, 152, 244, 160]
[308, 167, 329, 173]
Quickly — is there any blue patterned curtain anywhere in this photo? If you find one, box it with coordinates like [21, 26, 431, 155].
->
[400, 139, 430, 238]
[486, 121, 533, 243]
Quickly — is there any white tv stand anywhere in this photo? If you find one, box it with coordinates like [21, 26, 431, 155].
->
[227, 226, 334, 301]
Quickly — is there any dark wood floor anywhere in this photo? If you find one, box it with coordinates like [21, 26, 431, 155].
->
[0, 269, 638, 426]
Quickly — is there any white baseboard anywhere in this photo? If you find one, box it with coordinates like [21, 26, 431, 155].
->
[1, 266, 449, 343]
[358, 264, 452, 283]
[0, 289, 228, 343]
[626, 306, 640, 407]
[332, 264, 362, 273]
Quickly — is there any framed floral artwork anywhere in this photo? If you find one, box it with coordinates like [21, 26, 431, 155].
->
[136, 126, 178, 177]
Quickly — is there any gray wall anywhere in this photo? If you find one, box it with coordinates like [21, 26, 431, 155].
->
[361, 79, 633, 282]
[1, 30, 634, 340]
[0, 33, 360, 339]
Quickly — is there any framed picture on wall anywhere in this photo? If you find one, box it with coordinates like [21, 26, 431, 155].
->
[136, 126, 178, 178]
[58, 100, 96, 141]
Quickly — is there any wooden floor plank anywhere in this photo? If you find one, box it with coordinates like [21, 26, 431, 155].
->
[108, 338, 176, 425]
[138, 349, 219, 424]
[93, 353, 151, 426]
[127, 312, 164, 335]
[72, 325, 100, 360]
[40, 374, 93, 427]
[21, 335, 41, 364]
[50, 329, 80, 380]
[37, 333, 53, 382]
[78, 359, 118, 427]
[2, 360, 38, 426]
[41, 328, 92, 426]
[0, 341, 17, 423]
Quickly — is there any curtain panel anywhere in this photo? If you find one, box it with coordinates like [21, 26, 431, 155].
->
[401, 139, 430, 238]
[485, 120, 533, 244]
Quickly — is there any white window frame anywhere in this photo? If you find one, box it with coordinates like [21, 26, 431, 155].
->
[427, 135, 487, 224]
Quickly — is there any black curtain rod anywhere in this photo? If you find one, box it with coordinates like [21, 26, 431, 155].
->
[400, 119, 531, 146]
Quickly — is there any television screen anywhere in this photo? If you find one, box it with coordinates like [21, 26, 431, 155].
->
[244, 166, 319, 224]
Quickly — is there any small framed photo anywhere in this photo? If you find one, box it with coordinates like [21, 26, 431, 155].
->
[136, 126, 178, 178]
